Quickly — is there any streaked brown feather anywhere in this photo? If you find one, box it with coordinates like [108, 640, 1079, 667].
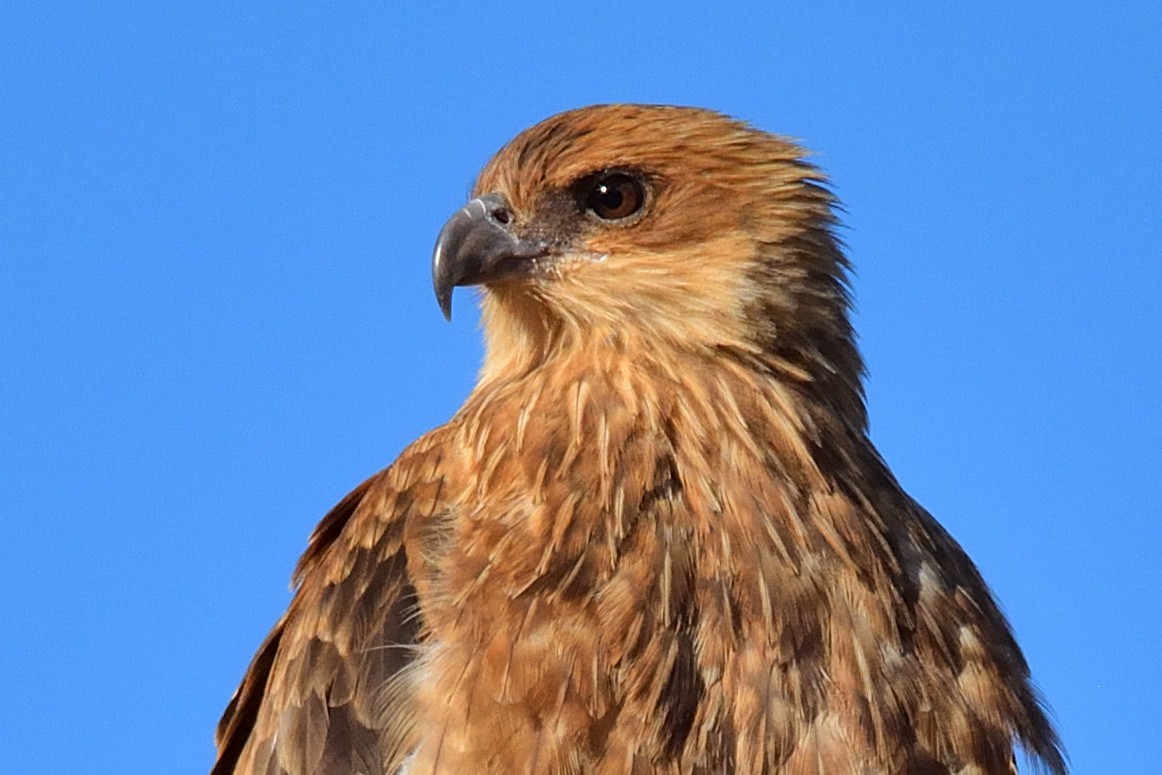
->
[212, 434, 449, 775]
[211, 104, 1065, 775]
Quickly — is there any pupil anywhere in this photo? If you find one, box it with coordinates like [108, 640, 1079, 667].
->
[600, 185, 624, 210]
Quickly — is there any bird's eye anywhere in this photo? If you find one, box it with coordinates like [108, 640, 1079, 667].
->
[583, 173, 646, 221]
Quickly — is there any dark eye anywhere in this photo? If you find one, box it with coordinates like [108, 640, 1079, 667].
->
[583, 172, 646, 221]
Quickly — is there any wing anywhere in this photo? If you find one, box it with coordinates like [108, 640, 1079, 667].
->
[211, 431, 450, 775]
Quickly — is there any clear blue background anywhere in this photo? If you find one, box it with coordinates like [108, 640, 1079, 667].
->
[2, 3, 1157, 773]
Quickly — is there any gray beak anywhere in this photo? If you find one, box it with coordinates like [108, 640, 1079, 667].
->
[431, 193, 547, 320]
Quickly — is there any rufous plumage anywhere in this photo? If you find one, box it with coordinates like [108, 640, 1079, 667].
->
[211, 105, 1065, 775]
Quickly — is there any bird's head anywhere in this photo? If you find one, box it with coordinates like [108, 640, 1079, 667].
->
[433, 104, 864, 424]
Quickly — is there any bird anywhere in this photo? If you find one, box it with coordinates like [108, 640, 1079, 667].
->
[210, 104, 1066, 775]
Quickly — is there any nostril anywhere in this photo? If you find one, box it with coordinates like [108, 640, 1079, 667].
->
[491, 207, 511, 225]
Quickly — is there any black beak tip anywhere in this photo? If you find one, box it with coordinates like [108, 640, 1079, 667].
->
[437, 287, 453, 321]
[431, 216, 460, 322]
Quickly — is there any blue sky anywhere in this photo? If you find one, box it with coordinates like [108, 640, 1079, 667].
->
[2, 3, 1158, 773]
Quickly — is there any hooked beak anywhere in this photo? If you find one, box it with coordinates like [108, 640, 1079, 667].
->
[431, 193, 548, 320]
